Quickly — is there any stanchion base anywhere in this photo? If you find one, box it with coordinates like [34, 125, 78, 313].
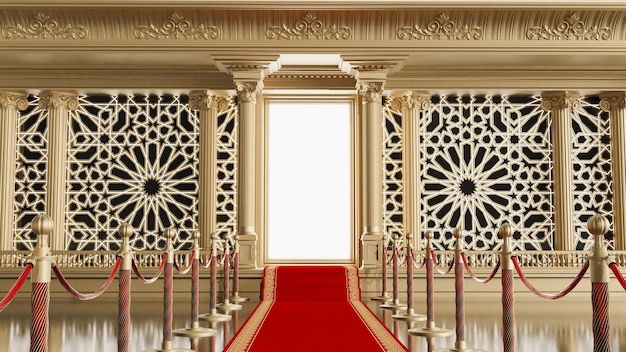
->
[199, 312, 232, 323]
[380, 301, 407, 311]
[173, 326, 216, 339]
[217, 301, 243, 312]
[392, 311, 427, 322]
[144, 348, 195, 352]
[435, 348, 486, 352]
[230, 294, 250, 303]
[408, 326, 453, 338]
[370, 293, 393, 302]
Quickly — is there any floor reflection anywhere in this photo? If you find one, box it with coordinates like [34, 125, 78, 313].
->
[1, 294, 626, 351]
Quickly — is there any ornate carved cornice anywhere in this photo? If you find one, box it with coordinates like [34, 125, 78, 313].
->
[235, 82, 262, 104]
[134, 12, 220, 39]
[526, 12, 612, 40]
[1, 12, 87, 39]
[266, 12, 350, 40]
[599, 92, 626, 111]
[540, 92, 581, 111]
[397, 12, 483, 40]
[38, 91, 79, 111]
[0, 92, 28, 110]
[188, 91, 228, 110]
[357, 81, 384, 104]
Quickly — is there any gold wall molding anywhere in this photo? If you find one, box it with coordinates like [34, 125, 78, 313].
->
[265, 12, 351, 40]
[526, 12, 612, 40]
[1, 11, 87, 39]
[397, 12, 483, 40]
[134, 12, 220, 39]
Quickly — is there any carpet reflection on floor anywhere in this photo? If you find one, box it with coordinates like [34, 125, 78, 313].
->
[1, 295, 626, 351]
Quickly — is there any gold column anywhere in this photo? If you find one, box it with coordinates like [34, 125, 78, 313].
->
[358, 80, 385, 268]
[189, 91, 226, 250]
[39, 91, 78, 251]
[541, 91, 580, 251]
[600, 92, 626, 250]
[0, 92, 28, 250]
[235, 81, 262, 269]
[394, 92, 430, 249]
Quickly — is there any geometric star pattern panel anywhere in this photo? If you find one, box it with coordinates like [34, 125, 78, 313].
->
[421, 96, 555, 251]
[13, 96, 48, 250]
[382, 97, 405, 250]
[572, 97, 613, 250]
[67, 95, 198, 251]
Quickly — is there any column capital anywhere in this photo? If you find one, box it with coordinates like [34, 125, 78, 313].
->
[0, 91, 28, 110]
[357, 81, 384, 104]
[540, 91, 581, 112]
[188, 91, 228, 111]
[235, 81, 263, 104]
[600, 91, 626, 111]
[38, 91, 79, 111]
[391, 91, 431, 111]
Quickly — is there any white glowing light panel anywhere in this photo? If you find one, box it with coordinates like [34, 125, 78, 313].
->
[267, 102, 352, 261]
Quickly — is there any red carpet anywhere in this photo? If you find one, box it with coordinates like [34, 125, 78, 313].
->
[223, 266, 408, 352]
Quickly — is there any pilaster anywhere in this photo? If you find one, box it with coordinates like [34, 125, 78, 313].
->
[541, 91, 580, 251]
[189, 91, 227, 250]
[600, 92, 626, 250]
[39, 91, 78, 251]
[0, 92, 28, 250]
[392, 91, 431, 250]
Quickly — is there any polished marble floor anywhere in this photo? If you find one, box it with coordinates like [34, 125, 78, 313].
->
[1, 294, 626, 351]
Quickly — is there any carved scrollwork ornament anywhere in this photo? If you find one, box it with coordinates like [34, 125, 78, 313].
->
[189, 93, 228, 111]
[540, 94, 581, 112]
[397, 12, 483, 40]
[1, 12, 87, 39]
[0, 93, 28, 110]
[358, 82, 384, 104]
[38, 93, 79, 111]
[599, 95, 626, 112]
[266, 12, 351, 40]
[134, 12, 220, 40]
[527, 12, 612, 40]
[235, 83, 261, 104]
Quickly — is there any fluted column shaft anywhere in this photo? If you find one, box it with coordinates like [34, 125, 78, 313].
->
[236, 82, 261, 269]
[0, 92, 28, 250]
[395, 92, 430, 249]
[541, 92, 579, 251]
[359, 81, 385, 268]
[39, 91, 78, 251]
[600, 92, 626, 250]
[190, 91, 225, 249]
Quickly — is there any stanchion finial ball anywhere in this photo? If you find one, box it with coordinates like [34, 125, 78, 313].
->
[424, 231, 432, 240]
[31, 214, 53, 237]
[192, 231, 200, 241]
[453, 228, 463, 239]
[118, 223, 134, 238]
[499, 223, 512, 238]
[163, 228, 176, 239]
[588, 215, 610, 237]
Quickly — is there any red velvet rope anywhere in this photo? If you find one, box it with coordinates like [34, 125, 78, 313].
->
[199, 250, 213, 268]
[609, 263, 626, 291]
[512, 256, 589, 299]
[461, 253, 501, 284]
[173, 251, 195, 275]
[52, 257, 122, 300]
[410, 249, 426, 269]
[132, 253, 168, 284]
[432, 251, 454, 275]
[0, 262, 33, 312]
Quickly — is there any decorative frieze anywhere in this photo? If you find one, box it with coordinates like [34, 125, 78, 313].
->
[266, 12, 351, 40]
[526, 12, 612, 40]
[397, 13, 483, 40]
[134, 12, 220, 39]
[1, 12, 87, 39]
